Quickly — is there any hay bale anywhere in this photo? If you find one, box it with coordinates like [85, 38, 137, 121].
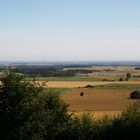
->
[130, 90, 140, 99]
[84, 84, 94, 88]
[80, 92, 84, 96]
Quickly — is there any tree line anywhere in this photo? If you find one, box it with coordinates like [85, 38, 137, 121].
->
[7, 66, 93, 77]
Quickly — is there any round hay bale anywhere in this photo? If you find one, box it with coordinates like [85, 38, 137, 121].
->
[80, 92, 84, 96]
[130, 90, 140, 99]
[84, 84, 94, 88]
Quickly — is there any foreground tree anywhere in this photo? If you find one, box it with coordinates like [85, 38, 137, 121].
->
[0, 72, 70, 140]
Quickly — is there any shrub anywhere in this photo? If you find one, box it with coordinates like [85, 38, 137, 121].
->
[126, 73, 132, 81]
[58, 106, 140, 140]
[105, 106, 140, 140]
[57, 113, 100, 140]
[119, 77, 123, 81]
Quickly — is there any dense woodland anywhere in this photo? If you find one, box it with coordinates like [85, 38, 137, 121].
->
[0, 65, 93, 77]
[0, 63, 140, 78]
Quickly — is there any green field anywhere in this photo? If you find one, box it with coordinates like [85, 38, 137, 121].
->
[48, 88, 72, 94]
[94, 84, 140, 90]
[130, 77, 140, 81]
[26, 76, 100, 81]
[26, 76, 140, 82]
[25, 75, 140, 82]
[48, 83, 140, 94]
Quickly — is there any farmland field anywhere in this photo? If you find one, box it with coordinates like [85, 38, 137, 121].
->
[1, 64, 140, 118]
[24, 65, 140, 82]
[46, 81, 140, 88]
[28, 76, 97, 81]
[21, 65, 140, 117]
[95, 83, 140, 90]
[42, 80, 140, 117]
[47, 81, 110, 88]
[60, 88, 138, 117]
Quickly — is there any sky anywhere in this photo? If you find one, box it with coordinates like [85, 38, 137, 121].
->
[0, 0, 140, 61]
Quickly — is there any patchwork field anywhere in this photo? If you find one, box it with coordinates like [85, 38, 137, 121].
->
[25, 65, 140, 82]
[63, 66, 140, 81]
[60, 88, 138, 117]
[1, 65, 140, 118]
[30, 80, 140, 117]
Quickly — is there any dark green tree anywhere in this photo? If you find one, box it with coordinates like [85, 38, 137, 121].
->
[119, 77, 124, 81]
[0, 72, 70, 140]
[126, 73, 132, 81]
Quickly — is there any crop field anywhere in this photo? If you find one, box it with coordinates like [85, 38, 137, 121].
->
[45, 81, 140, 88]
[95, 83, 140, 90]
[24, 66, 140, 82]
[29, 76, 96, 81]
[1, 65, 140, 118]
[64, 66, 140, 81]
[30, 70, 140, 118]
[22, 79, 140, 117]
[60, 88, 138, 117]
[47, 81, 110, 88]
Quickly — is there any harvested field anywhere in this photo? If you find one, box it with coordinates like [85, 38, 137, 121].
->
[46, 81, 140, 88]
[61, 88, 138, 117]
[47, 81, 110, 88]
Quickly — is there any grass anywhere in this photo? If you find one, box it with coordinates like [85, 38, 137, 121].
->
[47, 88, 72, 94]
[26, 76, 101, 81]
[94, 84, 140, 90]
[25, 74, 140, 82]
[130, 77, 140, 81]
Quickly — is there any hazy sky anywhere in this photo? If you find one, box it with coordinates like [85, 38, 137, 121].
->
[0, 0, 140, 61]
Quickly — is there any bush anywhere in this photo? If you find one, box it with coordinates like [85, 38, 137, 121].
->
[58, 106, 140, 140]
[57, 113, 100, 140]
[119, 77, 123, 81]
[105, 106, 140, 140]
[126, 73, 132, 81]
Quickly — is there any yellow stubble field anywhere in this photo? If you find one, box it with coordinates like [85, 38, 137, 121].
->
[47, 81, 140, 88]
[60, 88, 138, 118]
